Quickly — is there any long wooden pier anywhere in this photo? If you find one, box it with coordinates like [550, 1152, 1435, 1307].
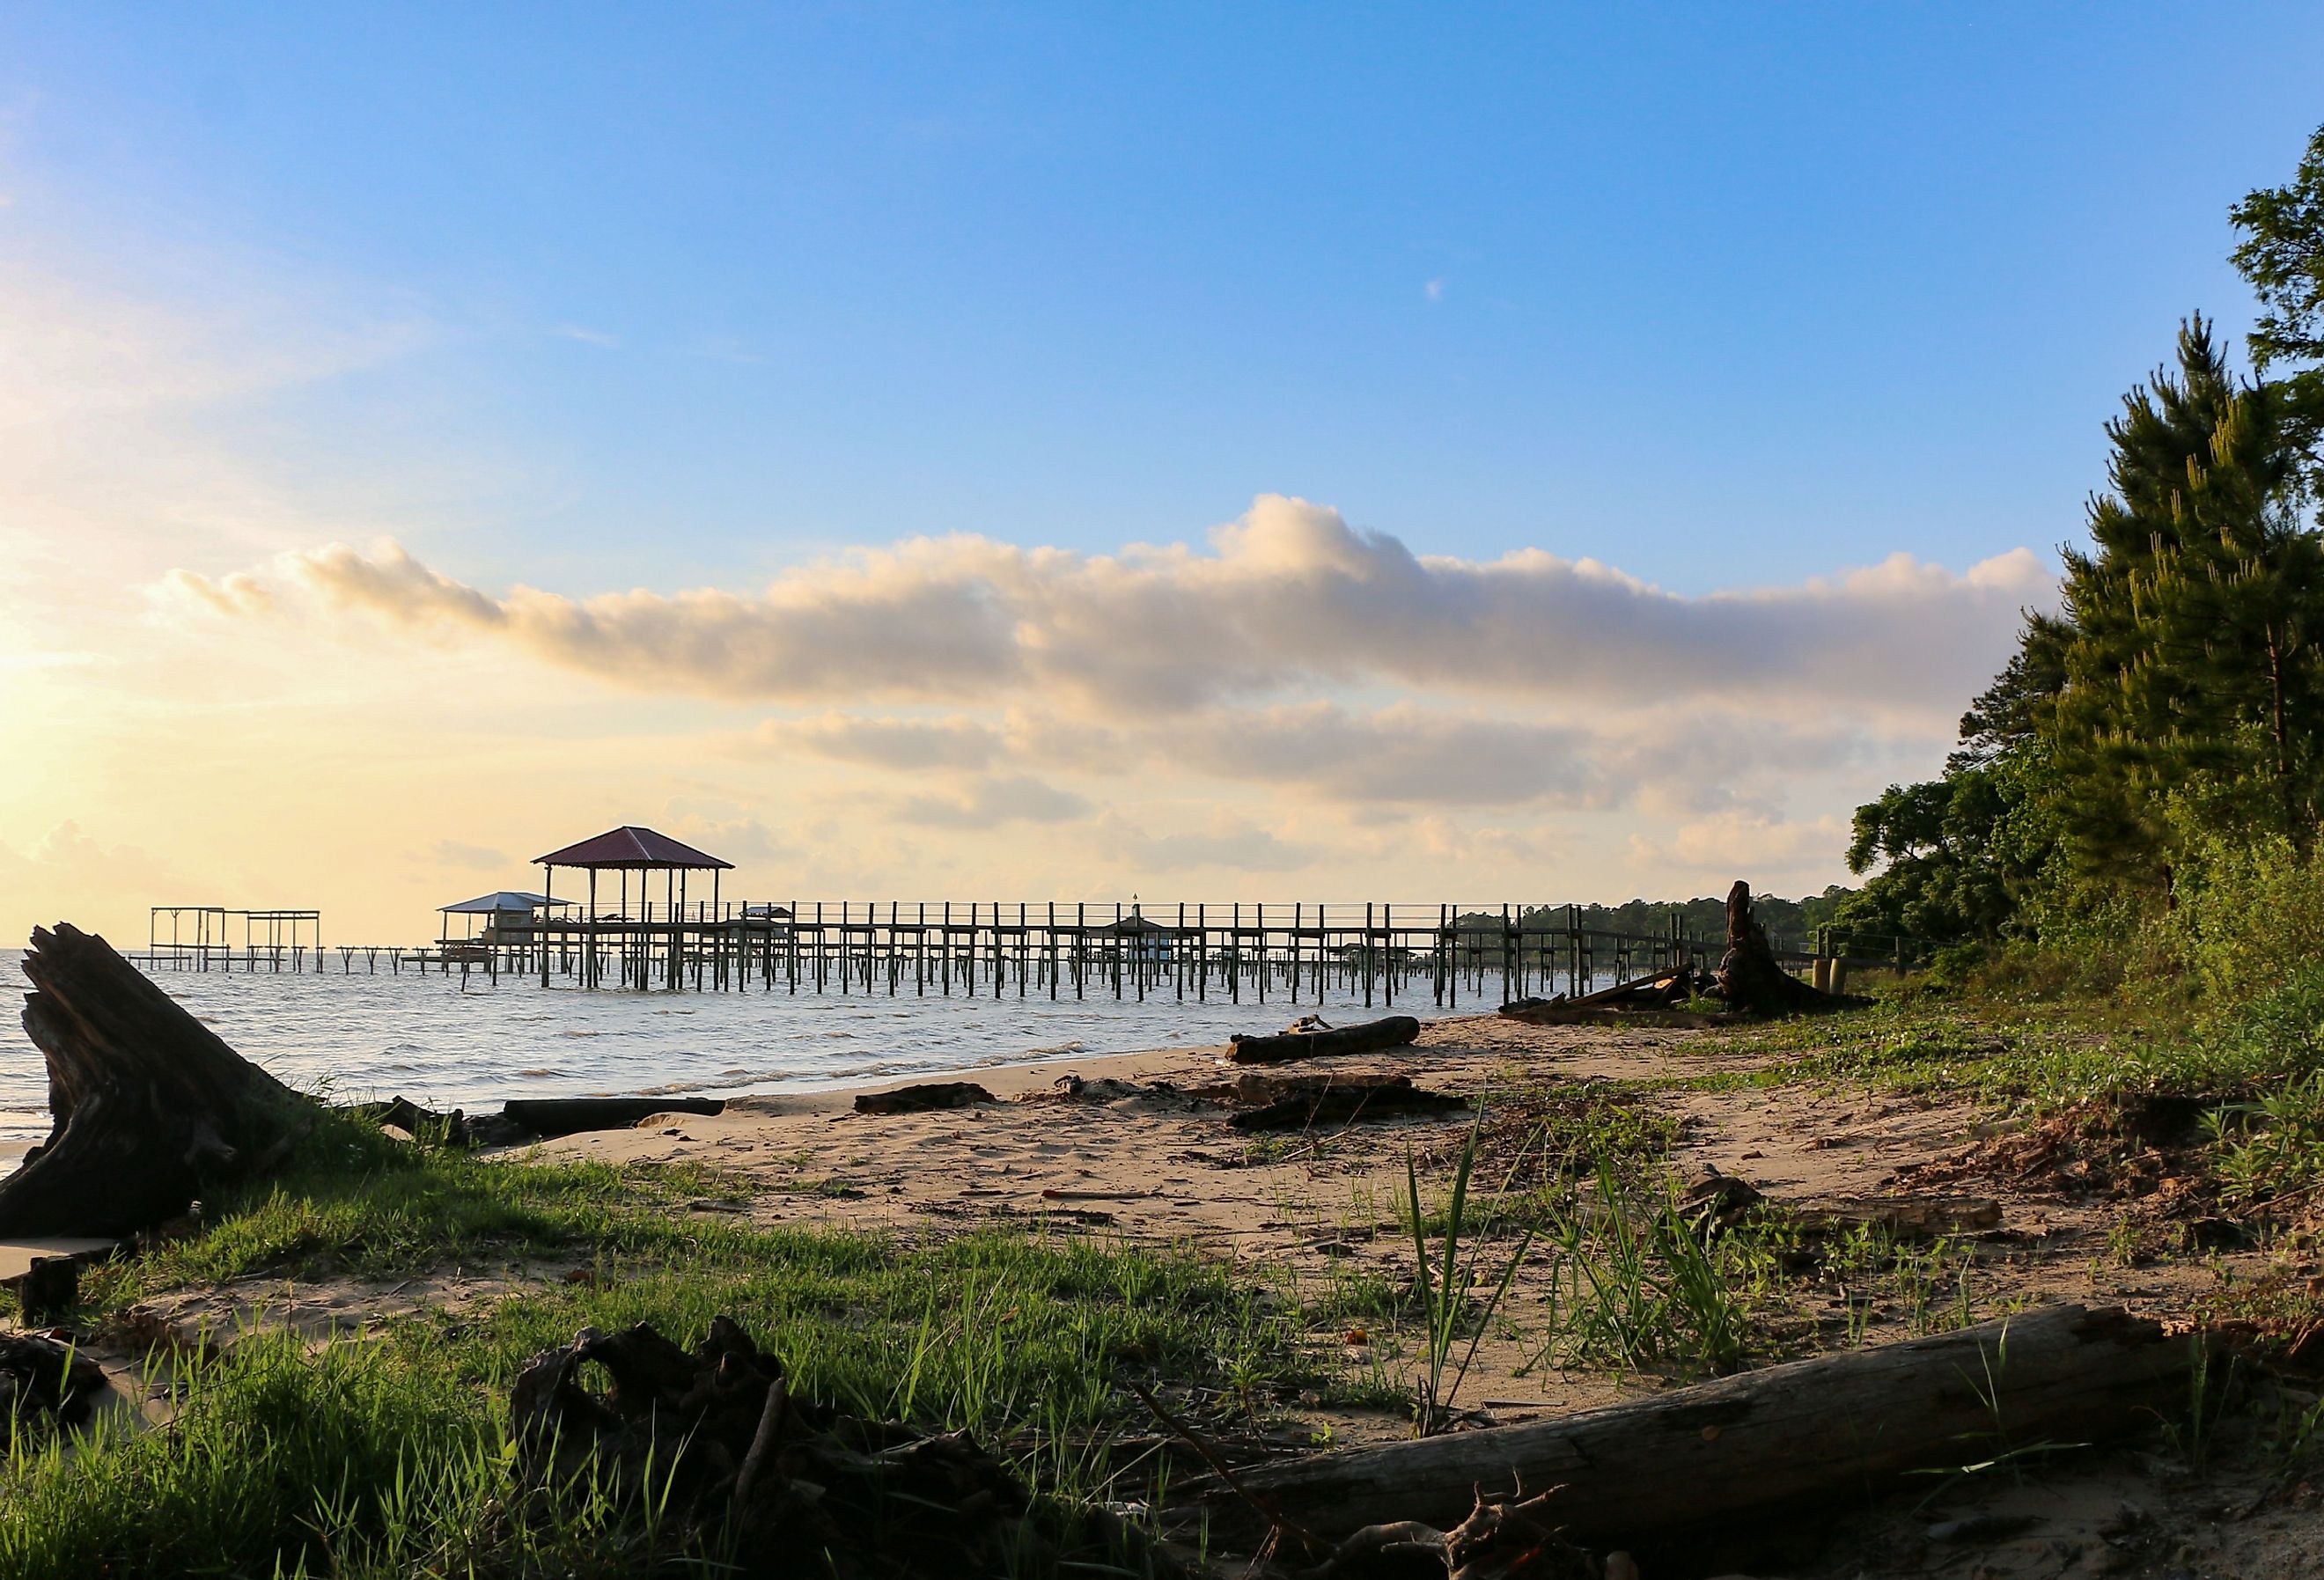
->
[130, 900, 1909, 1007]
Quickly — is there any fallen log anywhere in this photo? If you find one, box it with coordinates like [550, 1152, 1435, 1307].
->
[1226, 1015, 1421, 1065]
[1194, 1070, 1417, 1106]
[1202, 1304, 2193, 1554]
[1716, 880, 1857, 1018]
[1794, 1194, 2004, 1238]
[1229, 1077, 1467, 1131]
[1571, 967, 1697, 1009]
[853, 1082, 996, 1115]
[496, 1096, 724, 1138]
[1497, 1001, 1728, 1029]
[2, 924, 318, 1238]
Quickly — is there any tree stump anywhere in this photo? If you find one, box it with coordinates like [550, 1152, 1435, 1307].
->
[1715, 880, 1853, 1017]
[0, 924, 318, 1237]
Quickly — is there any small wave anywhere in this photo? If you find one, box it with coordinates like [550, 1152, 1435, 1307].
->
[558, 1030, 604, 1039]
[1020, 1040, 1086, 1056]
[514, 1068, 566, 1079]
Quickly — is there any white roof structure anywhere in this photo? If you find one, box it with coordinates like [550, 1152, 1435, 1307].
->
[438, 891, 571, 915]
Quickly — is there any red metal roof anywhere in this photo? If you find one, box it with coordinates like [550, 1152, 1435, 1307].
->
[533, 826, 734, 870]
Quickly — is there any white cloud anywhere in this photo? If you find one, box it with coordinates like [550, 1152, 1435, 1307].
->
[426, 840, 509, 871]
[1090, 812, 1313, 874]
[758, 712, 1003, 771]
[169, 495, 2055, 724]
[894, 775, 1091, 830]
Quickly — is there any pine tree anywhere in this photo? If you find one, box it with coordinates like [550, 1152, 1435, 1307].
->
[2042, 319, 2322, 892]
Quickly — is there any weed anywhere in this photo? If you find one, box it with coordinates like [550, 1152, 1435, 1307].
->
[1401, 1113, 1533, 1433]
[1529, 1158, 1758, 1378]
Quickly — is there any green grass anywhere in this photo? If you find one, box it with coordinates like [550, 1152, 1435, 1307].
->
[4, 1121, 1342, 1580]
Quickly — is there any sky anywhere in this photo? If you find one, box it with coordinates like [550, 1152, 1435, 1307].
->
[2, 4, 2320, 944]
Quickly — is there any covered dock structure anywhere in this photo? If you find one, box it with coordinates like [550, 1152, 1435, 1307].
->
[533, 826, 735, 988]
[437, 891, 571, 957]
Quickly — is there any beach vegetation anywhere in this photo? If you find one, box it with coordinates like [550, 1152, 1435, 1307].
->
[2, 1126, 1368, 1579]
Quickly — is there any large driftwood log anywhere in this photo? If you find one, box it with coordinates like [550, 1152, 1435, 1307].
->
[1226, 1015, 1421, 1065]
[1205, 1304, 2191, 1553]
[2, 924, 317, 1237]
[496, 1095, 724, 1138]
[1716, 879, 1853, 1017]
[1228, 1075, 1466, 1131]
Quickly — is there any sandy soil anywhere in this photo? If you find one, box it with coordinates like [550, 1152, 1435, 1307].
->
[63, 1010, 2315, 1577]
[511, 1011, 2320, 1578]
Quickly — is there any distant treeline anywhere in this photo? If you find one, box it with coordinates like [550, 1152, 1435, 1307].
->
[1458, 889, 1854, 948]
[1839, 121, 2324, 967]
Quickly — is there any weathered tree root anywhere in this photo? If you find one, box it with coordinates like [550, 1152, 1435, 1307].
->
[3, 924, 316, 1237]
[508, 1316, 1191, 1579]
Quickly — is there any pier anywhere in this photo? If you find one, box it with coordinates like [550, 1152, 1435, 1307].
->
[135, 897, 1917, 1007]
[133, 825, 1921, 1004]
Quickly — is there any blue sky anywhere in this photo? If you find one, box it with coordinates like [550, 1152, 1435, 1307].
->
[4, 5, 2321, 935]
[8, 4, 2318, 592]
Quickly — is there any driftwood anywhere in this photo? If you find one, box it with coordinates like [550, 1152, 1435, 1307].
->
[1717, 879, 1855, 1018]
[497, 1096, 724, 1138]
[1794, 1194, 2004, 1238]
[508, 1316, 1187, 1578]
[1227, 1015, 1421, 1065]
[1298, 1490, 1598, 1580]
[0, 1331, 108, 1439]
[342, 1095, 474, 1145]
[1205, 1304, 2192, 1554]
[1229, 1076, 1467, 1132]
[853, 1082, 996, 1115]
[1680, 1167, 2003, 1238]
[1, 924, 317, 1238]
[1498, 1000, 1726, 1030]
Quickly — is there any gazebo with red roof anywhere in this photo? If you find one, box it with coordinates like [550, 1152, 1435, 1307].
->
[534, 827, 734, 978]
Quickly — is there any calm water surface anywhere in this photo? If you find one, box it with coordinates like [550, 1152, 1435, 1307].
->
[0, 952, 1445, 1145]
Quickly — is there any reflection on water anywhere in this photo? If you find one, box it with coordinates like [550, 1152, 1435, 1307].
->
[0, 952, 1445, 1144]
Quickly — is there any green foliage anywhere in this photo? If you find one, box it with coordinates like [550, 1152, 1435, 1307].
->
[2043, 317, 2323, 888]
[1840, 758, 2041, 943]
[2161, 823, 2324, 1000]
[19, 1144, 1333, 1579]
[1844, 121, 2324, 953]
[2204, 1071, 2324, 1205]
[2232, 120, 2324, 474]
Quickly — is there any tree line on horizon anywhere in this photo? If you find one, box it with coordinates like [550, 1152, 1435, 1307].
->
[1837, 121, 2324, 971]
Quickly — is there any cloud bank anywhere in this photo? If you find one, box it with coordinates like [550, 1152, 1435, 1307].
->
[169, 495, 2052, 723]
[157, 496, 2055, 897]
